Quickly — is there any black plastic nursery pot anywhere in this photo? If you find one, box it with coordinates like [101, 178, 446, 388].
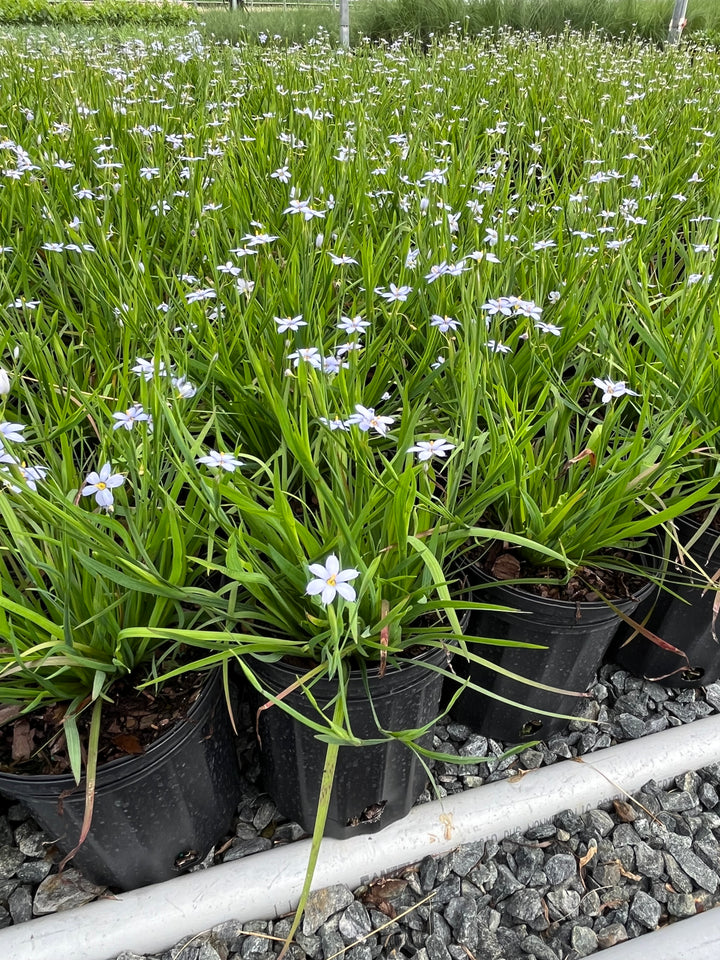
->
[451, 568, 654, 743]
[610, 515, 720, 688]
[0, 669, 242, 890]
[252, 646, 450, 840]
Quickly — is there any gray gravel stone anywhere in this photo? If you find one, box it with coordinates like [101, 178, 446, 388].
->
[699, 782, 719, 808]
[546, 888, 580, 921]
[225, 838, 273, 860]
[596, 922, 629, 948]
[570, 925, 598, 957]
[474, 925, 504, 960]
[338, 901, 371, 941]
[617, 713, 646, 738]
[503, 889, 544, 924]
[664, 836, 719, 892]
[514, 846, 545, 884]
[663, 852, 694, 893]
[629, 891, 662, 929]
[590, 862, 621, 887]
[425, 933, 452, 960]
[8, 885, 32, 924]
[667, 893, 697, 918]
[0, 846, 24, 880]
[13, 823, 49, 859]
[449, 842, 485, 877]
[492, 863, 524, 901]
[15, 860, 51, 883]
[581, 809, 615, 838]
[33, 870, 106, 915]
[544, 854, 576, 885]
[518, 749, 543, 769]
[520, 935, 559, 960]
[320, 925, 345, 960]
[633, 841, 664, 879]
[660, 790, 696, 813]
[346, 945, 372, 960]
[420, 856, 438, 892]
[272, 822, 306, 843]
[302, 885, 355, 936]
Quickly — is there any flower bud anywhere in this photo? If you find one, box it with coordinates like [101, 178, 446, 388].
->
[0, 368, 10, 396]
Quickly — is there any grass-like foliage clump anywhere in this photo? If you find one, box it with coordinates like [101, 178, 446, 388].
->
[0, 0, 190, 26]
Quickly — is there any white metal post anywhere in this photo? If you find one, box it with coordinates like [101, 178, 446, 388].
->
[339, 0, 350, 48]
[668, 0, 690, 45]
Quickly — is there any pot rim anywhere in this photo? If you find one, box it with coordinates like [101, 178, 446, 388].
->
[467, 552, 657, 613]
[0, 668, 220, 787]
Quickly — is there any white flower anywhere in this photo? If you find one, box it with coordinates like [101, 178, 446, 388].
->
[424, 262, 449, 283]
[487, 340, 512, 354]
[287, 347, 322, 369]
[196, 450, 244, 472]
[306, 554, 359, 605]
[81, 463, 125, 508]
[236, 278, 256, 296]
[346, 404, 395, 436]
[131, 358, 167, 381]
[112, 403, 151, 431]
[16, 464, 48, 492]
[534, 321, 563, 336]
[185, 288, 216, 304]
[466, 250, 501, 264]
[593, 378, 639, 403]
[328, 253, 357, 266]
[430, 315, 460, 333]
[0, 421, 26, 443]
[320, 355, 348, 375]
[407, 439, 455, 462]
[319, 417, 349, 431]
[274, 315, 306, 333]
[337, 315, 370, 335]
[375, 283, 413, 303]
[172, 376, 197, 399]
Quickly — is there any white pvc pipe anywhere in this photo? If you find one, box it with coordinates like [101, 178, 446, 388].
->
[5, 714, 720, 960]
[599, 904, 720, 960]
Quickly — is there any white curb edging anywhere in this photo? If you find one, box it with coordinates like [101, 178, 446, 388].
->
[4, 714, 720, 960]
[597, 904, 720, 959]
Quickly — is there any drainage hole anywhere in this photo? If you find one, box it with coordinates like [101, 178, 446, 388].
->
[519, 719, 543, 737]
[346, 800, 387, 828]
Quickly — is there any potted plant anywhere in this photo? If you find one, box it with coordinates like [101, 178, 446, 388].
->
[611, 507, 720, 686]
[0, 392, 243, 890]
[603, 300, 720, 687]
[421, 306, 719, 740]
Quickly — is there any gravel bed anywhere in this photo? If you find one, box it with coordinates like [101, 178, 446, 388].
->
[1, 665, 720, 955]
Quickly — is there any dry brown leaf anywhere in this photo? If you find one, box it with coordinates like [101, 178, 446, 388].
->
[491, 553, 521, 581]
[11, 718, 34, 762]
[579, 842, 597, 869]
[111, 734, 144, 755]
[616, 862, 642, 881]
[599, 898, 625, 913]
[507, 769, 532, 783]
[0, 704, 22, 726]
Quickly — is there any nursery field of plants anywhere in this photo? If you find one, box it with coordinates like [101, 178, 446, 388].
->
[1, 17, 720, 953]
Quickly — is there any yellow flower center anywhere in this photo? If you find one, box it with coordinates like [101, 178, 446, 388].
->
[327, 574, 337, 586]
[96, 482, 107, 490]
